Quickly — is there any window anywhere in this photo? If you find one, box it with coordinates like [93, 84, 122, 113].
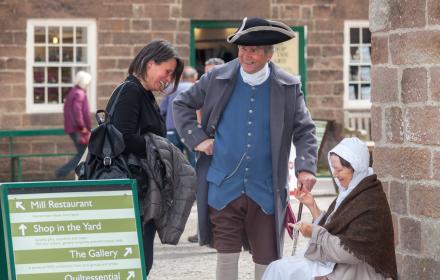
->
[344, 21, 371, 109]
[26, 19, 96, 113]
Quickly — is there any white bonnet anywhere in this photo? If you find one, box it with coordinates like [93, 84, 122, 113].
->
[328, 137, 370, 174]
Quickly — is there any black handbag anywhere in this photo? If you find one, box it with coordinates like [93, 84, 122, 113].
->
[76, 82, 134, 180]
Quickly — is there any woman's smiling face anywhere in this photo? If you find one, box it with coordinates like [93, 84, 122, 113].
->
[330, 154, 354, 188]
[144, 58, 177, 92]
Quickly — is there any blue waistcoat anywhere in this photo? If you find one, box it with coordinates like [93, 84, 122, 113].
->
[207, 72, 274, 214]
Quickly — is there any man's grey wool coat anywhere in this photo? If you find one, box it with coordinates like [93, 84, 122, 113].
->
[173, 58, 317, 258]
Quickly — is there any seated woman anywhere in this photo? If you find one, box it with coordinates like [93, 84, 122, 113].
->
[263, 137, 397, 280]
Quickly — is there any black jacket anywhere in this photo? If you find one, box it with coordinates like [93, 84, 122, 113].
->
[107, 75, 166, 157]
[139, 133, 196, 245]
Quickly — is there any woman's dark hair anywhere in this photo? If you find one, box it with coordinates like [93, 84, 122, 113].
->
[330, 152, 354, 171]
[128, 39, 184, 92]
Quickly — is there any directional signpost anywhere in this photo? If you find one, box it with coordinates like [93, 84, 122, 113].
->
[0, 179, 146, 280]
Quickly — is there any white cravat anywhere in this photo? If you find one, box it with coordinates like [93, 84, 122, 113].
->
[240, 63, 270, 86]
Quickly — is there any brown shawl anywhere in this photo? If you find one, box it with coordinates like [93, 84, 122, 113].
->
[318, 174, 397, 279]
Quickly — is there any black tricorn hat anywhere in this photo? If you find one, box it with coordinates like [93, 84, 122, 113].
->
[227, 17, 295, 46]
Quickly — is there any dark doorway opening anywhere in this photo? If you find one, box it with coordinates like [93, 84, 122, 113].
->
[190, 21, 307, 98]
[190, 21, 240, 77]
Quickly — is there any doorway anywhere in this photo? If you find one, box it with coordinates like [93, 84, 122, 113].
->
[190, 21, 240, 76]
[190, 20, 307, 97]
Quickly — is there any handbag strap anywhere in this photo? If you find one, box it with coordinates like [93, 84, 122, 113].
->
[95, 82, 130, 125]
[108, 81, 131, 117]
[105, 80, 142, 136]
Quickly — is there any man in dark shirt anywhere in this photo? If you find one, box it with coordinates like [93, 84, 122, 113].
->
[160, 66, 198, 166]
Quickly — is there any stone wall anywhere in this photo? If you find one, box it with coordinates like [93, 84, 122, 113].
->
[0, 0, 368, 180]
[370, 0, 440, 278]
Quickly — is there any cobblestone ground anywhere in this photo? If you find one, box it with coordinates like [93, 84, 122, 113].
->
[148, 190, 336, 280]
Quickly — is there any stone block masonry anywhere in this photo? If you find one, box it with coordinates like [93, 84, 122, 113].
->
[370, 0, 440, 277]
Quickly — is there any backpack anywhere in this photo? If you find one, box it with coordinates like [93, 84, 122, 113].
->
[76, 82, 134, 180]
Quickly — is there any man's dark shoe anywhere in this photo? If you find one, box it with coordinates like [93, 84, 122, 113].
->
[188, 234, 198, 243]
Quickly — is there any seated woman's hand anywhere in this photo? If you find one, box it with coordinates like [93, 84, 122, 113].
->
[299, 222, 313, 238]
[288, 222, 313, 238]
[292, 187, 315, 208]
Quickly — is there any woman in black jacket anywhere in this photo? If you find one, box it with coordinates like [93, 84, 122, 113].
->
[106, 39, 184, 275]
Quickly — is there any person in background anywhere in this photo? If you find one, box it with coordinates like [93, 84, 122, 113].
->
[106, 39, 184, 276]
[160, 66, 198, 166]
[173, 17, 317, 280]
[262, 137, 397, 280]
[204, 57, 225, 73]
[188, 57, 226, 244]
[56, 71, 92, 179]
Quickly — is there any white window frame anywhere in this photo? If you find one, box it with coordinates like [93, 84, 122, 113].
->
[26, 19, 97, 114]
[343, 21, 371, 110]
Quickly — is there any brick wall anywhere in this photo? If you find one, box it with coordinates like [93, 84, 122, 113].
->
[272, 0, 368, 163]
[0, 0, 191, 180]
[370, 0, 440, 278]
[0, 0, 368, 180]
[273, 0, 368, 127]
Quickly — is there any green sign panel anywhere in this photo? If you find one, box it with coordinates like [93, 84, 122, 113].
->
[0, 179, 146, 280]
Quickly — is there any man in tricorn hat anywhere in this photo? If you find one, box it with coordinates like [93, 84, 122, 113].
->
[173, 17, 317, 279]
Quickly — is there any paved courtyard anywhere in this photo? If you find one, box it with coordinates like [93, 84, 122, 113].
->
[148, 179, 336, 280]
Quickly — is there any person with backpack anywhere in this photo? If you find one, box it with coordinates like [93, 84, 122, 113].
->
[105, 39, 184, 276]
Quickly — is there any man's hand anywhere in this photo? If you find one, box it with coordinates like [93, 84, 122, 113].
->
[297, 171, 316, 192]
[194, 139, 214, 155]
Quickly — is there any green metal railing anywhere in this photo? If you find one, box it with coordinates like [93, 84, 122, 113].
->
[0, 128, 75, 181]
